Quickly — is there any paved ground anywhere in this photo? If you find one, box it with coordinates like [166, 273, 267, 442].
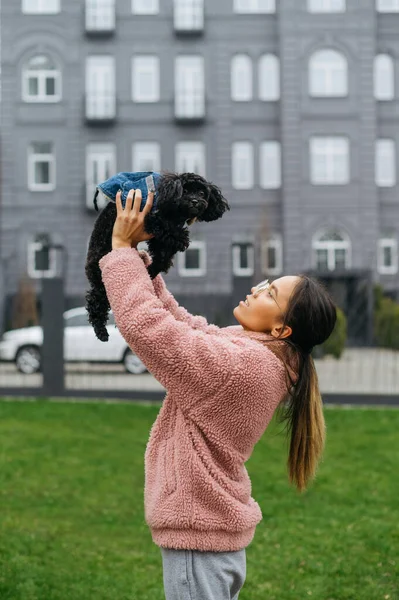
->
[1, 347, 398, 396]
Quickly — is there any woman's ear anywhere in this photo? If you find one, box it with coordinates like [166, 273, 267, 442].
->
[271, 324, 292, 340]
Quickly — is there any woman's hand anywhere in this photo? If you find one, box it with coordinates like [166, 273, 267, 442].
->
[112, 188, 155, 250]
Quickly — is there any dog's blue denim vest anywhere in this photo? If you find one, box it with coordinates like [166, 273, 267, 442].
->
[94, 171, 162, 211]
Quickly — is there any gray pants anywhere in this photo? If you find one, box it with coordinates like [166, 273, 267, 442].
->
[160, 547, 246, 600]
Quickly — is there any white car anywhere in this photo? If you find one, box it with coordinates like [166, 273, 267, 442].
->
[0, 307, 147, 375]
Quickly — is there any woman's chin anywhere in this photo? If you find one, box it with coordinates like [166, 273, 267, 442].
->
[233, 305, 244, 325]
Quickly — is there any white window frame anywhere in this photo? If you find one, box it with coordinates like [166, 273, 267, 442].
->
[178, 240, 207, 276]
[28, 142, 56, 192]
[310, 136, 350, 185]
[261, 237, 283, 275]
[260, 141, 281, 189]
[27, 236, 57, 279]
[258, 54, 280, 101]
[132, 142, 161, 172]
[378, 237, 398, 275]
[231, 55, 253, 102]
[86, 56, 116, 119]
[175, 142, 206, 176]
[376, 0, 399, 12]
[132, 56, 160, 103]
[174, 0, 204, 31]
[232, 142, 254, 190]
[175, 55, 205, 119]
[232, 243, 255, 277]
[85, 0, 115, 31]
[375, 139, 396, 187]
[374, 54, 395, 101]
[308, 0, 346, 12]
[86, 143, 116, 210]
[234, 0, 276, 13]
[312, 231, 351, 271]
[22, 55, 62, 103]
[132, 0, 159, 14]
[22, 0, 60, 14]
[309, 49, 348, 97]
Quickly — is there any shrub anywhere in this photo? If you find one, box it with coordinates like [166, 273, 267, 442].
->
[374, 296, 399, 350]
[320, 306, 347, 359]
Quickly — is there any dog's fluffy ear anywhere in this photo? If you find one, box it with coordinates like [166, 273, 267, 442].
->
[200, 182, 230, 222]
[156, 172, 184, 214]
[85, 202, 115, 342]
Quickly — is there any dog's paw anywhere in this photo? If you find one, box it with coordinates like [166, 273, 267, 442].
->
[138, 249, 152, 267]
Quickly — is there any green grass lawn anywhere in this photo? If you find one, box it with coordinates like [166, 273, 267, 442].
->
[0, 399, 398, 600]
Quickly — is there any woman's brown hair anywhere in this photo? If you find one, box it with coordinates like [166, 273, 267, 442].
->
[267, 275, 337, 493]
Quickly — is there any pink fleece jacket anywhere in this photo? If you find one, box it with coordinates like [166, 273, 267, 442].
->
[99, 247, 293, 553]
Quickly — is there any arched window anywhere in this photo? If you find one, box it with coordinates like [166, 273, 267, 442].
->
[22, 55, 62, 102]
[378, 233, 398, 275]
[376, 0, 399, 13]
[232, 242, 254, 276]
[308, 0, 345, 12]
[312, 230, 351, 271]
[309, 49, 348, 97]
[374, 54, 395, 100]
[27, 233, 57, 279]
[231, 54, 253, 101]
[258, 54, 280, 101]
[261, 235, 283, 275]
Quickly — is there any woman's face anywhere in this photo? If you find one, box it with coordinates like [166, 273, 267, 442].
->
[233, 275, 300, 337]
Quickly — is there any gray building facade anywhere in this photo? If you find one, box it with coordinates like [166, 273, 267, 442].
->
[1, 0, 398, 341]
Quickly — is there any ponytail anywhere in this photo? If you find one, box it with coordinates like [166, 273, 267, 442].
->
[264, 274, 336, 492]
[275, 350, 326, 493]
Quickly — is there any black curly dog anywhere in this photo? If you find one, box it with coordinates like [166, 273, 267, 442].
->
[85, 171, 230, 342]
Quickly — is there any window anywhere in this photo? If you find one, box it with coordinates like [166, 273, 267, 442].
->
[312, 230, 351, 271]
[378, 236, 398, 274]
[234, 0, 275, 13]
[132, 143, 161, 172]
[377, 0, 399, 12]
[232, 243, 254, 276]
[132, 0, 159, 14]
[260, 141, 281, 189]
[85, 0, 115, 31]
[28, 142, 55, 191]
[86, 56, 116, 119]
[174, 0, 204, 31]
[232, 142, 254, 189]
[132, 56, 160, 103]
[308, 0, 345, 11]
[261, 236, 283, 275]
[22, 0, 60, 13]
[309, 49, 348, 97]
[258, 54, 280, 101]
[175, 56, 205, 119]
[86, 143, 116, 210]
[310, 137, 349, 184]
[178, 240, 206, 276]
[22, 55, 61, 102]
[374, 54, 395, 101]
[176, 142, 206, 176]
[231, 55, 253, 101]
[65, 313, 90, 328]
[375, 139, 396, 187]
[27, 233, 57, 279]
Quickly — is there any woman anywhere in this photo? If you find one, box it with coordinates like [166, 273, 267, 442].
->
[98, 188, 337, 600]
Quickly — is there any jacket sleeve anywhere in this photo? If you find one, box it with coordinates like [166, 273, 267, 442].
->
[137, 249, 222, 335]
[99, 247, 237, 403]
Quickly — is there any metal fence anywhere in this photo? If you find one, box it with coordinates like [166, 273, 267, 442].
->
[0, 274, 398, 406]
